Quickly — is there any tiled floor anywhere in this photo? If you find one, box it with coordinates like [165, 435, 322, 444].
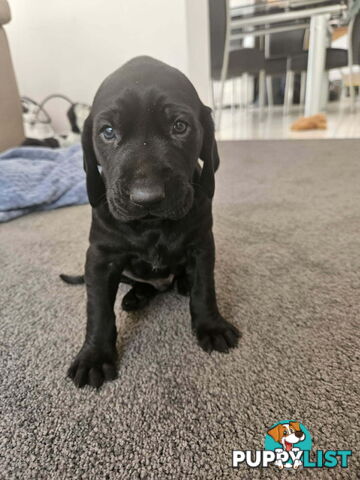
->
[216, 98, 360, 140]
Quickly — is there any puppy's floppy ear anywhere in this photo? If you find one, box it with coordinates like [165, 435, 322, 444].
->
[199, 105, 220, 199]
[290, 422, 301, 432]
[267, 424, 283, 443]
[81, 115, 105, 207]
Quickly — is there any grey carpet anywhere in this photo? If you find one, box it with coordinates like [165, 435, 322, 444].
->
[1, 139, 359, 479]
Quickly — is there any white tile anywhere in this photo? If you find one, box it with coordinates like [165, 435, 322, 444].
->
[216, 99, 360, 140]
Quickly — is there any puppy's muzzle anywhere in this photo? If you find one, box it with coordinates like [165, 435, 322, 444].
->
[129, 183, 165, 207]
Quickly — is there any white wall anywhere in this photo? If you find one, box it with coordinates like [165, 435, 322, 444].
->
[6, 0, 190, 132]
[185, 0, 212, 106]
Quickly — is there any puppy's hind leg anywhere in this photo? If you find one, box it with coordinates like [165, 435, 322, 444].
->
[121, 282, 158, 311]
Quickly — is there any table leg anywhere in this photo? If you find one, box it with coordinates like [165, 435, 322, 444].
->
[304, 13, 330, 117]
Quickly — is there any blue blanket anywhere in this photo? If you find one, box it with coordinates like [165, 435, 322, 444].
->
[0, 144, 88, 222]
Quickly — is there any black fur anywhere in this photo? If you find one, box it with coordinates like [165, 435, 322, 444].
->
[60, 274, 85, 284]
[66, 56, 240, 388]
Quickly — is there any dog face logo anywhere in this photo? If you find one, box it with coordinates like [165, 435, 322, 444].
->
[267, 422, 305, 452]
[264, 420, 311, 470]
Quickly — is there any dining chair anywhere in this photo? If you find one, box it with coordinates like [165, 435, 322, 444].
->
[208, 0, 267, 128]
[286, 12, 360, 112]
[264, 23, 308, 110]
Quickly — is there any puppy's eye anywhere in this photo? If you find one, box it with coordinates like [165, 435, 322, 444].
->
[101, 125, 115, 141]
[173, 120, 188, 134]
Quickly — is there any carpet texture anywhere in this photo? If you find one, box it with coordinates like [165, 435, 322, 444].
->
[0, 139, 359, 479]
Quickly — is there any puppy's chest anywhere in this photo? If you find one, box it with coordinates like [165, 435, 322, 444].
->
[123, 232, 186, 290]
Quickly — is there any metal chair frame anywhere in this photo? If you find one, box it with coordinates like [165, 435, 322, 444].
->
[284, 16, 357, 113]
[216, 0, 267, 129]
[212, 0, 348, 127]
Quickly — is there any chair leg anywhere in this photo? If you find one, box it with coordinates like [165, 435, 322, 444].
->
[231, 79, 237, 129]
[340, 71, 347, 105]
[216, 75, 227, 130]
[216, 42, 230, 130]
[300, 71, 307, 106]
[320, 73, 329, 110]
[236, 77, 242, 111]
[232, 78, 238, 107]
[258, 70, 266, 114]
[348, 66, 356, 113]
[347, 20, 356, 113]
[243, 73, 249, 109]
[284, 70, 294, 114]
[211, 80, 216, 112]
[266, 75, 274, 108]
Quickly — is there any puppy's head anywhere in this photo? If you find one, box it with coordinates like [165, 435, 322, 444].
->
[267, 422, 305, 451]
[82, 58, 219, 222]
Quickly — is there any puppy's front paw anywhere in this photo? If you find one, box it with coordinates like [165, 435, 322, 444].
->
[67, 343, 117, 388]
[195, 317, 240, 354]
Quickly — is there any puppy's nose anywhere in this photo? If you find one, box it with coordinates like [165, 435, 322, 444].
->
[295, 431, 304, 438]
[130, 185, 165, 207]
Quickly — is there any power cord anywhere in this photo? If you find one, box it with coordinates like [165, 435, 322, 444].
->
[21, 94, 90, 148]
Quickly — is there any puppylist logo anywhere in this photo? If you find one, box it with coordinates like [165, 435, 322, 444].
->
[232, 420, 352, 470]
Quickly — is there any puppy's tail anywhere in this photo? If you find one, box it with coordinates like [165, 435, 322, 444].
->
[59, 273, 85, 285]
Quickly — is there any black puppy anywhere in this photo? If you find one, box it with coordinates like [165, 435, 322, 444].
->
[64, 56, 240, 388]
